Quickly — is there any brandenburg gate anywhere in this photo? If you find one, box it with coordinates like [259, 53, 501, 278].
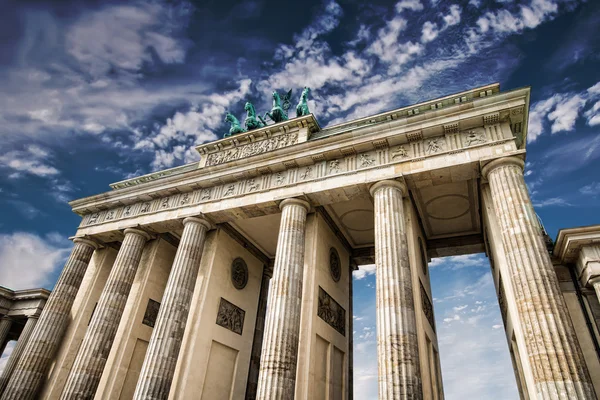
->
[1, 83, 599, 399]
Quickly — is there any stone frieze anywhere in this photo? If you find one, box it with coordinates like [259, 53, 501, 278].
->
[317, 286, 345, 336]
[79, 126, 511, 228]
[216, 297, 245, 335]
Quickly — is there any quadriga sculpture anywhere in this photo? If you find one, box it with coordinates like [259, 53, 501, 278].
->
[264, 89, 292, 123]
[296, 86, 311, 117]
[224, 112, 245, 137]
[244, 102, 266, 131]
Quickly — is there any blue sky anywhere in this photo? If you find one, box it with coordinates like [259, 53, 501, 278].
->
[0, 0, 599, 398]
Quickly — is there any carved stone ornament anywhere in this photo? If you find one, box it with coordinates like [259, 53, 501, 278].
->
[420, 283, 435, 332]
[205, 132, 298, 167]
[317, 286, 345, 336]
[329, 247, 341, 282]
[231, 257, 249, 290]
[216, 297, 245, 335]
[142, 298, 161, 328]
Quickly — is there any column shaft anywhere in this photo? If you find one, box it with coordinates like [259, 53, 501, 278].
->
[1, 238, 97, 400]
[256, 198, 309, 400]
[245, 265, 272, 400]
[370, 180, 422, 399]
[60, 228, 150, 400]
[0, 317, 13, 357]
[133, 217, 210, 400]
[0, 317, 38, 394]
[484, 157, 594, 399]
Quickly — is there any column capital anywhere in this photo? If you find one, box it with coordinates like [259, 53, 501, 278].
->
[183, 216, 212, 230]
[279, 198, 310, 212]
[369, 179, 407, 197]
[589, 275, 600, 287]
[123, 228, 152, 241]
[481, 156, 525, 179]
[72, 237, 100, 250]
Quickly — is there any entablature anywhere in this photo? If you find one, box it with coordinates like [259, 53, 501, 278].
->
[69, 86, 530, 239]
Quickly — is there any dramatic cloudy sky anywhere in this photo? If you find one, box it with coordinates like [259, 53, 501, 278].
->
[0, 0, 599, 398]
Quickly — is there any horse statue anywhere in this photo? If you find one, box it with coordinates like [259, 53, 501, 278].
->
[244, 102, 266, 131]
[296, 86, 311, 117]
[224, 112, 246, 137]
[264, 89, 292, 123]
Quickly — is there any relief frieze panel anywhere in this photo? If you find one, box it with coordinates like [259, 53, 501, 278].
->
[205, 132, 299, 167]
[420, 282, 435, 332]
[80, 129, 511, 228]
[317, 286, 346, 336]
[216, 297, 245, 335]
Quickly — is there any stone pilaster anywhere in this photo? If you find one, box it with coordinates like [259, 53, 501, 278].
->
[245, 263, 272, 400]
[256, 198, 310, 400]
[0, 316, 38, 394]
[370, 180, 421, 399]
[133, 217, 211, 400]
[482, 157, 594, 399]
[1, 237, 97, 400]
[0, 317, 13, 356]
[60, 228, 150, 400]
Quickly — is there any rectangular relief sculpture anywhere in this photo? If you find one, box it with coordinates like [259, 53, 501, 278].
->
[216, 297, 245, 335]
[317, 286, 346, 336]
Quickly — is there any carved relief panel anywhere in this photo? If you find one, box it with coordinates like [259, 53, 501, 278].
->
[216, 297, 245, 335]
[317, 287, 345, 336]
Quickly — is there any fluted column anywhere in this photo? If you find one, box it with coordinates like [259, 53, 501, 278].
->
[482, 157, 594, 399]
[133, 217, 211, 400]
[370, 180, 421, 399]
[60, 228, 151, 400]
[1, 237, 97, 400]
[246, 264, 273, 400]
[0, 317, 13, 356]
[0, 316, 38, 394]
[256, 198, 310, 400]
[589, 276, 600, 322]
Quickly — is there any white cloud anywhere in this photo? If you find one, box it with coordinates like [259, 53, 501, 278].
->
[430, 254, 488, 270]
[0, 232, 71, 290]
[442, 4, 462, 27]
[443, 314, 461, 323]
[353, 264, 376, 280]
[0, 145, 59, 178]
[396, 0, 424, 12]
[533, 197, 572, 207]
[453, 305, 468, 311]
[580, 182, 600, 196]
[66, 3, 190, 78]
[528, 81, 600, 142]
[547, 94, 586, 133]
[421, 21, 439, 43]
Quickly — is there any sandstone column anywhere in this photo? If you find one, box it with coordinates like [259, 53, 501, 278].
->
[60, 228, 151, 399]
[1, 237, 97, 400]
[0, 317, 13, 356]
[246, 264, 273, 400]
[370, 180, 421, 399]
[133, 217, 211, 400]
[589, 276, 600, 318]
[482, 157, 594, 399]
[0, 316, 38, 394]
[256, 198, 310, 400]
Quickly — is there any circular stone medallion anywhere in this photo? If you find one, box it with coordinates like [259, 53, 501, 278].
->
[231, 258, 248, 290]
[329, 247, 341, 282]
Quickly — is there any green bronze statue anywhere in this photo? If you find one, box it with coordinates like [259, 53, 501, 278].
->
[244, 102, 266, 131]
[296, 86, 311, 117]
[224, 112, 246, 137]
[264, 89, 292, 123]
